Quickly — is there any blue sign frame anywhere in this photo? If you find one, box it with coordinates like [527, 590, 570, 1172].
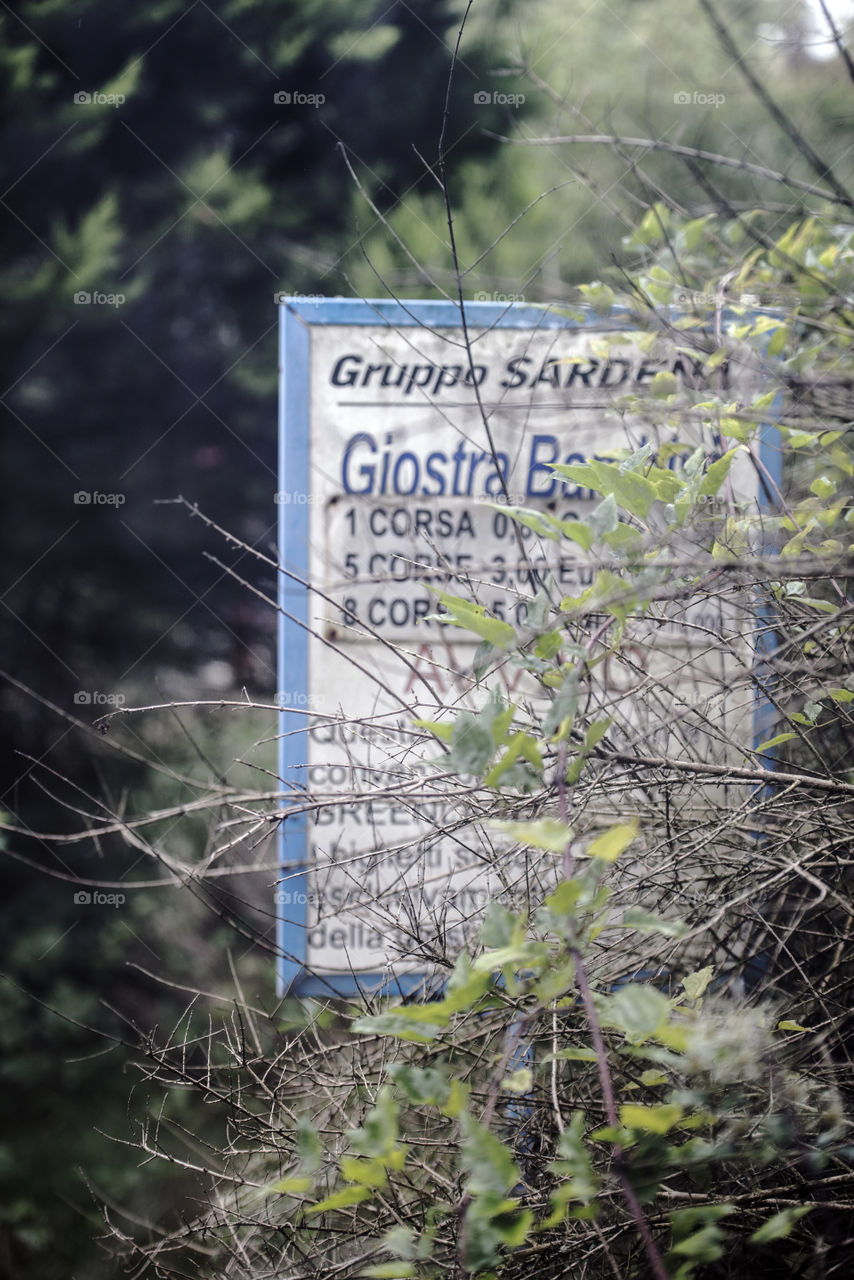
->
[276, 297, 782, 997]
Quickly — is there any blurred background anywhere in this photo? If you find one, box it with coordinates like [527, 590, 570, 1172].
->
[1, 0, 851, 1275]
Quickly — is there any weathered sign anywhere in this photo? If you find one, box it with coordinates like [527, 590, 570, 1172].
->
[276, 299, 778, 995]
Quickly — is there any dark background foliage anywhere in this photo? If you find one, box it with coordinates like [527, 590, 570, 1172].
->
[0, 3, 507, 1273]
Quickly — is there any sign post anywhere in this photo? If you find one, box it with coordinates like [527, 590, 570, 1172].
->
[276, 298, 780, 996]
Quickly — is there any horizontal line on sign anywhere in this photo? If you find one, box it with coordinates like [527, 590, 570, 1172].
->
[335, 400, 622, 409]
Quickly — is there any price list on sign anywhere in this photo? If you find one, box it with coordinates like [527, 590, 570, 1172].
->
[275, 298, 777, 995]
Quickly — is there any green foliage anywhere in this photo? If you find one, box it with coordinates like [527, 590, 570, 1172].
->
[284, 220, 854, 1275]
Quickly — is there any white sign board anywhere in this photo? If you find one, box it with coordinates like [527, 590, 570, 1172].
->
[276, 299, 777, 995]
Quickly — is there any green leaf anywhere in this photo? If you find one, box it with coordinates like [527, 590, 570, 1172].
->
[649, 370, 678, 398]
[441, 1078, 470, 1119]
[428, 589, 516, 649]
[698, 446, 745, 497]
[472, 940, 548, 974]
[340, 1156, 390, 1188]
[460, 1113, 519, 1196]
[271, 1174, 314, 1194]
[622, 907, 688, 938]
[750, 1207, 812, 1243]
[552, 461, 659, 519]
[681, 967, 714, 1001]
[472, 639, 497, 681]
[785, 428, 820, 449]
[640, 1068, 669, 1086]
[501, 1068, 533, 1093]
[547, 1112, 600, 1210]
[352, 1013, 444, 1043]
[777, 1020, 810, 1032]
[603, 521, 644, 551]
[493, 816, 572, 852]
[360, 967, 492, 1036]
[586, 819, 639, 862]
[464, 1194, 531, 1271]
[619, 1102, 683, 1133]
[590, 492, 618, 536]
[546, 1046, 598, 1063]
[491, 702, 516, 744]
[307, 1185, 371, 1214]
[647, 467, 682, 501]
[483, 731, 543, 788]
[671, 1204, 735, 1233]
[297, 1116, 322, 1173]
[491, 1206, 533, 1247]
[544, 879, 584, 916]
[585, 718, 612, 748]
[557, 518, 596, 552]
[378, 1225, 432, 1264]
[767, 324, 789, 357]
[485, 502, 560, 542]
[347, 1088, 399, 1157]
[681, 214, 713, 251]
[412, 717, 454, 743]
[604, 984, 671, 1040]
[756, 732, 796, 751]
[359, 1265, 416, 1279]
[387, 1064, 449, 1106]
[448, 711, 496, 774]
[810, 474, 837, 499]
[672, 1224, 726, 1261]
[544, 670, 580, 738]
[480, 899, 517, 948]
[437, 955, 494, 1011]
[579, 281, 615, 312]
[535, 629, 564, 661]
